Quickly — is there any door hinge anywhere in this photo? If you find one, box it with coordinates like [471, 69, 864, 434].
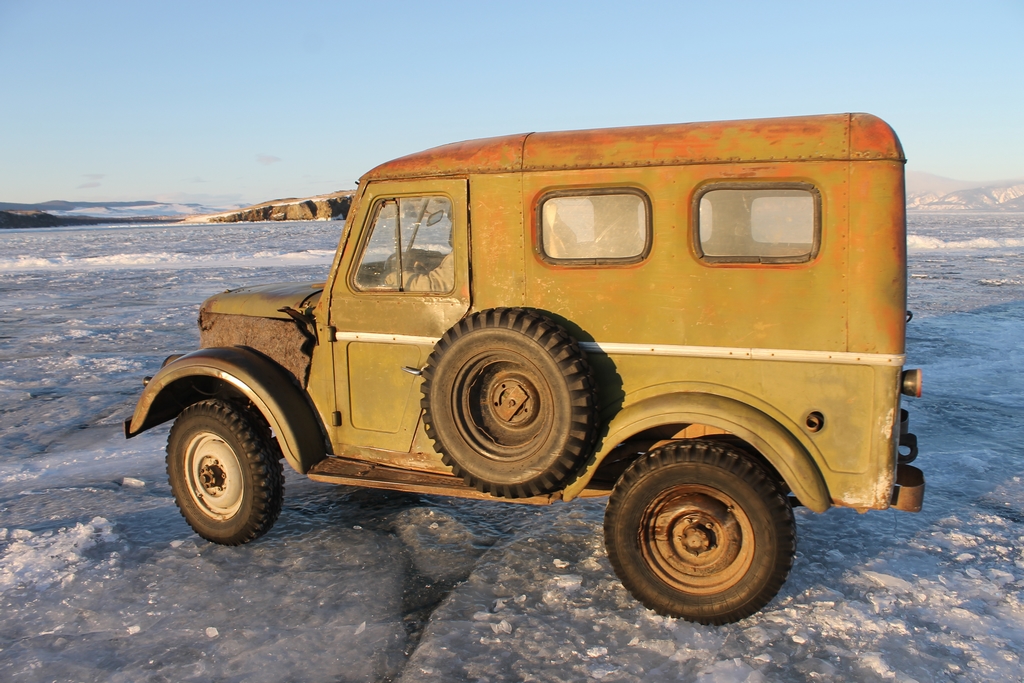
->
[326, 326, 337, 342]
[331, 411, 342, 426]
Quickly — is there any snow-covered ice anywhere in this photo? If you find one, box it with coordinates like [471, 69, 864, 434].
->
[1, 214, 1024, 681]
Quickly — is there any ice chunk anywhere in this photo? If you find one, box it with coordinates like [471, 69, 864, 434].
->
[862, 570, 913, 592]
[553, 574, 582, 590]
[858, 652, 894, 678]
[743, 626, 770, 646]
[695, 658, 764, 683]
[205, 627, 219, 638]
[988, 569, 1015, 585]
[795, 658, 837, 676]
[824, 548, 845, 562]
[121, 477, 145, 488]
[588, 664, 617, 679]
[637, 639, 676, 657]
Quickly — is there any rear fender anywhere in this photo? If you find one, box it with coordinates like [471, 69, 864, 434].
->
[124, 347, 328, 474]
[563, 392, 831, 512]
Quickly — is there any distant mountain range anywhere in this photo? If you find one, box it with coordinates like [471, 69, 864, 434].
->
[0, 193, 352, 229]
[906, 172, 1024, 211]
[4, 173, 1023, 230]
[0, 199, 239, 219]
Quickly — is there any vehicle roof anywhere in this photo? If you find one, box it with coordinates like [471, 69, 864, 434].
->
[362, 113, 904, 181]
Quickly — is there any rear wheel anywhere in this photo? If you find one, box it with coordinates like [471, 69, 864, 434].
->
[166, 399, 284, 545]
[604, 441, 795, 624]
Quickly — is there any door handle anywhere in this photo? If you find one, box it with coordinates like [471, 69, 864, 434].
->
[402, 366, 423, 376]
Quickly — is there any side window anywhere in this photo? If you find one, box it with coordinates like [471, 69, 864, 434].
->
[696, 184, 820, 263]
[353, 196, 454, 293]
[354, 200, 399, 290]
[539, 190, 650, 264]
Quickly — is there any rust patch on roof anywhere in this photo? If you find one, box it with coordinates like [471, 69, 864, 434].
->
[363, 133, 527, 181]
[362, 114, 904, 182]
[850, 113, 905, 160]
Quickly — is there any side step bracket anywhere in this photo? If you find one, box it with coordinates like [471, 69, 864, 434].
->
[307, 456, 610, 505]
[890, 463, 925, 512]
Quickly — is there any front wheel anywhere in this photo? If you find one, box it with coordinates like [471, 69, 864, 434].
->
[166, 399, 284, 545]
[604, 441, 795, 624]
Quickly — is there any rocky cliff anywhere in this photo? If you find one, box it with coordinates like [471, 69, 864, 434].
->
[195, 192, 352, 223]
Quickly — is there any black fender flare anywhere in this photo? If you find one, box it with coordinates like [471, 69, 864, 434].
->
[563, 391, 831, 512]
[124, 347, 327, 474]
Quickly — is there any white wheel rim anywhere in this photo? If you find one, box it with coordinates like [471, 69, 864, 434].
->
[184, 431, 244, 520]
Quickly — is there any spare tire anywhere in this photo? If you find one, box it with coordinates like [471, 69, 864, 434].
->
[421, 308, 598, 498]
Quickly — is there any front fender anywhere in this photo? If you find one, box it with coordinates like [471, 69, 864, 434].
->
[563, 392, 831, 512]
[124, 347, 328, 474]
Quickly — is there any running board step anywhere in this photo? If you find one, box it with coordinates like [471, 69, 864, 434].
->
[307, 456, 612, 505]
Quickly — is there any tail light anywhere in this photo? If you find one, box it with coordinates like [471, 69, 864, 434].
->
[901, 369, 922, 398]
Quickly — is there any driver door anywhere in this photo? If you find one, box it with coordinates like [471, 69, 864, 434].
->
[328, 178, 470, 453]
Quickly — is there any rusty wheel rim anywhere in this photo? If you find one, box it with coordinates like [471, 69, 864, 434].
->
[453, 352, 552, 461]
[638, 484, 754, 594]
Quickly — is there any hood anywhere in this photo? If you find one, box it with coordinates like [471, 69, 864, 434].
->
[201, 282, 324, 320]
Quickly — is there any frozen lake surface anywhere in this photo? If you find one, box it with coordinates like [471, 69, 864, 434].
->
[1, 214, 1024, 682]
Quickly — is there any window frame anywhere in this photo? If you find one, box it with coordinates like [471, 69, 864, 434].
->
[349, 194, 456, 295]
[692, 182, 822, 265]
[536, 187, 653, 266]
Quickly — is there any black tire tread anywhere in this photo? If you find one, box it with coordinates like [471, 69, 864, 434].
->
[166, 399, 284, 546]
[420, 307, 597, 498]
[604, 440, 795, 624]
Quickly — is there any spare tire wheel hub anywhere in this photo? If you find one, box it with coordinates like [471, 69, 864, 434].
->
[491, 377, 531, 423]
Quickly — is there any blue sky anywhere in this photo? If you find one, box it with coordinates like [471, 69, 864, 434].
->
[1, 0, 1022, 205]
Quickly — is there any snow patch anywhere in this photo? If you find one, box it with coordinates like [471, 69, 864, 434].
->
[0, 249, 336, 272]
[0, 517, 116, 592]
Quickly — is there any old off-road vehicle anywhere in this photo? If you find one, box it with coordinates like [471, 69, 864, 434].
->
[126, 113, 924, 624]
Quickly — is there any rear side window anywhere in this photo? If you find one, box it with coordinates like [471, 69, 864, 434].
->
[695, 183, 820, 263]
[539, 190, 650, 264]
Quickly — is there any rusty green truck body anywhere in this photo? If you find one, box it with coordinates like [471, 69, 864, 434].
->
[126, 113, 923, 623]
